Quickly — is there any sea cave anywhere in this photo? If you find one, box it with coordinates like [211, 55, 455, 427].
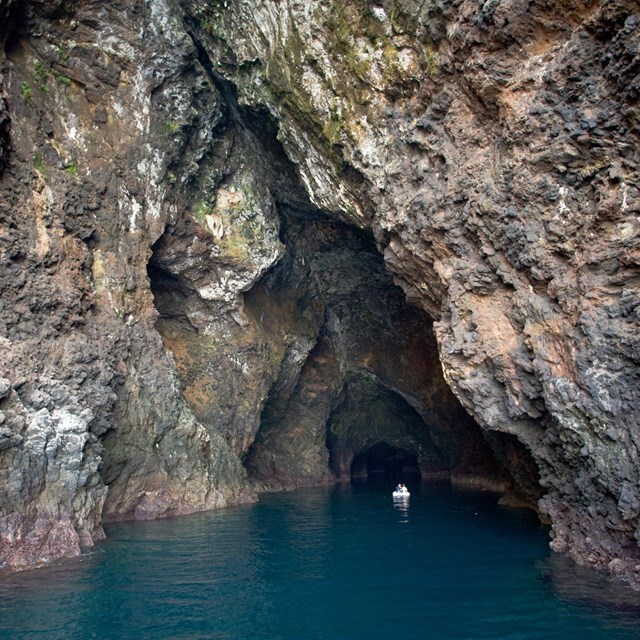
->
[1, 0, 639, 623]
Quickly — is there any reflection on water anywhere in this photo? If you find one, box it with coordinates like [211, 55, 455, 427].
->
[392, 495, 410, 522]
[540, 554, 640, 626]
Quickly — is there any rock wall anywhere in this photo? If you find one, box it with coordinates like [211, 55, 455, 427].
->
[0, 0, 639, 589]
[0, 0, 256, 569]
[191, 0, 640, 585]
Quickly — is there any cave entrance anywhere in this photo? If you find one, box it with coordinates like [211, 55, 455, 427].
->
[350, 442, 421, 480]
[325, 373, 449, 486]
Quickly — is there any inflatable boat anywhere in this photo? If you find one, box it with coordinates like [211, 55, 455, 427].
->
[392, 489, 410, 499]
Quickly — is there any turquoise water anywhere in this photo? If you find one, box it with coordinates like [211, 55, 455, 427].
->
[1, 481, 639, 639]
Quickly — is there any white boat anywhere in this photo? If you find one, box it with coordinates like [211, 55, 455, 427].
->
[392, 489, 410, 498]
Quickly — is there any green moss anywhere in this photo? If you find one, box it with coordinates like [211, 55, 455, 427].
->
[33, 151, 46, 176]
[388, 3, 420, 36]
[21, 81, 33, 103]
[219, 233, 249, 263]
[323, 102, 345, 146]
[326, 4, 349, 55]
[325, 3, 371, 82]
[34, 60, 50, 93]
[381, 43, 402, 83]
[64, 160, 79, 176]
[324, 118, 343, 146]
[423, 47, 439, 79]
[164, 121, 180, 135]
[195, 200, 211, 224]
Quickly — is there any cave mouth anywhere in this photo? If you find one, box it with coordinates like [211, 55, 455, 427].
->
[138, 94, 539, 506]
[147, 250, 199, 333]
[350, 442, 421, 481]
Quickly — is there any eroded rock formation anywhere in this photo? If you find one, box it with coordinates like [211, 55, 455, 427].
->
[0, 0, 639, 588]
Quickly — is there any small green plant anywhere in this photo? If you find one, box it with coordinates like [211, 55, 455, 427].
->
[33, 151, 46, 176]
[34, 60, 50, 93]
[64, 160, 78, 176]
[21, 81, 33, 103]
[164, 121, 180, 134]
[52, 69, 72, 86]
[34, 60, 47, 78]
[54, 44, 68, 62]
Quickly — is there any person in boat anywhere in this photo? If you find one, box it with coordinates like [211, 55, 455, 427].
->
[395, 483, 403, 492]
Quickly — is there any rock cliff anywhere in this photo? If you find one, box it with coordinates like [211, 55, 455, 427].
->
[0, 0, 639, 588]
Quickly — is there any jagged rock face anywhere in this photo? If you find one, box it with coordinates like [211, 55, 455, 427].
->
[0, 0, 258, 568]
[0, 0, 639, 590]
[186, 0, 640, 584]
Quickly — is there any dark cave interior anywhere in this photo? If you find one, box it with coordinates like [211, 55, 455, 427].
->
[145, 203, 532, 499]
[142, 96, 539, 504]
[350, 442, 421, 479]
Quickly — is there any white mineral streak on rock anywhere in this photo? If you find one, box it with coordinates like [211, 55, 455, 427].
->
[137, 147, 165, 220]
[32, 184, 54, 259]
[104, 16, 170, 230]
[118, 183, 141, 232]
[372, 6, 387, 21]
[301, 66, 333, 116]
[100, 33, 137, 61]
[63, 112, 84, 147]
[148, 0, 172, 36]
[283, 124, 364, 218]
[397, 47, 418, 74]
[557, 186, 570, 218]
[253, 2, 289, 57]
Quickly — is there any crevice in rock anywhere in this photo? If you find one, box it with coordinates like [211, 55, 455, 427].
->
[147, 261, 198, 334]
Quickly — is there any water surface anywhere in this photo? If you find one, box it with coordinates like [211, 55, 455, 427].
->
[1, 481, 639, 639]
